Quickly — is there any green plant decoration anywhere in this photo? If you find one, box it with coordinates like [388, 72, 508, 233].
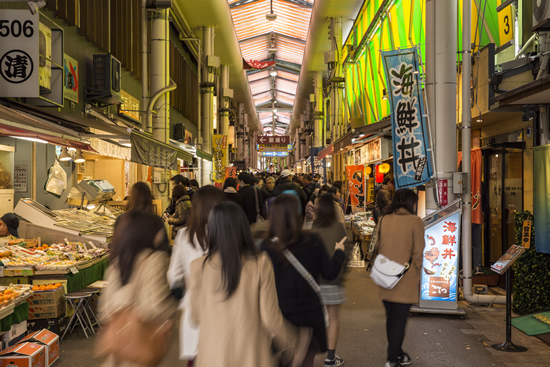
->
[512, 210, 550, 315]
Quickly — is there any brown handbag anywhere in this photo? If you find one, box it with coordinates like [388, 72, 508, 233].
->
[96, 254, 174, 366]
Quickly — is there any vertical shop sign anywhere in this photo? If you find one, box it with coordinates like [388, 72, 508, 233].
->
[130, 133, 177, 170]
[438, 179, 449, 206]
[420, 210, 461, 307]
[346, 165, 365, 213]
[381, 48, 433, 189]
[119, 90, 140, 123]
[522, 220, 532, 249]
[497, 0, 514, 46]
[311, 147, 327, 186]
[14, 165, 28, 193]
[63, 54, 78, 103]
[212, 135, 227, 188]
[0, 10, 39, 97]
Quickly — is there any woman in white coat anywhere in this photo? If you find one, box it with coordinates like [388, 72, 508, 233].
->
[167, 185, 224, 366]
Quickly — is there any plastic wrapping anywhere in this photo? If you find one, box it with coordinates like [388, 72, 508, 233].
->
[44, 161, 67, 198]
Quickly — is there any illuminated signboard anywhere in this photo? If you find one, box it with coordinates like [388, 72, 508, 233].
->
[261, 151, 289, 157]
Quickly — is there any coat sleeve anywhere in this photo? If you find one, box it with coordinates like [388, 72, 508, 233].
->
[189, 258, 203, 328]
[136, 251, 177, 321]
[168, 202, 186, 226]
[258, 253, 298, 349]
[316, 234, 345, 281]
[167, 235, 186, 291]
[411, 218, 425, 271]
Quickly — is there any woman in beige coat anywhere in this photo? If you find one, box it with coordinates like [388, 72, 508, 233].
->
[99, 211, 177, 367]
[376, 189, 424, 367]
[189, 201, 310, 367]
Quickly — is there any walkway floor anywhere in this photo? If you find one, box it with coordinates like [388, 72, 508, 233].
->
[56, 268, 549, 367]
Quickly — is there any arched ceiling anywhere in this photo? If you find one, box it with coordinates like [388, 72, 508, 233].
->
[228, 0, 314, 135]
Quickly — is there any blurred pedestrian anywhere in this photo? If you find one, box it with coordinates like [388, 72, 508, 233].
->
[167, 186, 224, 366]
[261, 195, 346, 367]
[328, 187, 345, 223]
[123, 182, 170, 254]
[99, 211, 177, 367]
[302, 175, 316, 202]
[164, 175, 186, 218]
[277, 170, 307, 214]
[238, 172, 267, 224]
[311, 195, 353, 367]
[374, 176, 394, 223]
[223, 177, 243, 207]
[167, 185, 192, 239]
[376, 189, 423, 367]
[189, 201, 310, 367]
[266, 176, 281, 198]
[190, 179, 200, 192]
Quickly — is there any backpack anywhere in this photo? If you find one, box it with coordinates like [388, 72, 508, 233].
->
[281, 189, 303, 214]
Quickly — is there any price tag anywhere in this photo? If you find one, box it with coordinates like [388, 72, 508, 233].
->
[69, 267, 79, 274]
[88, 241, 97, 249]
[64, 238, 70, 245]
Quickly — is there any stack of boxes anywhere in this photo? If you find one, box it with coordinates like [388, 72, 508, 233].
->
[26, 287, 67, 335]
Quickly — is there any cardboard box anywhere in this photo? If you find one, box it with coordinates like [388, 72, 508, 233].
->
[0, 342, 46, 367]
[0, 277, 30, 286]
[19, 330, 59, 367]
[3, 321, 28, 343]
[27, 288, 64, 306]
[3, 268, 34, 277]
[27, 315, 67, 336]
[28, 302, 66, 320]
[6, 333, 27, 348]
[31, 280, 68, 296]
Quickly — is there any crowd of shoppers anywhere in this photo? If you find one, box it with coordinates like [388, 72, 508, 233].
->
[100, 170, 421, 367]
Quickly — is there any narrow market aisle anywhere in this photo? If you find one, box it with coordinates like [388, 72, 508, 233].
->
[55, 268, 548, 367]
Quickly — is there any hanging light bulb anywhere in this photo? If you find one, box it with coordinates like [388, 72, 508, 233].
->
[74, 149, 85, 163]
[59, 147, 72, 161]
[382, 89, 388, 100]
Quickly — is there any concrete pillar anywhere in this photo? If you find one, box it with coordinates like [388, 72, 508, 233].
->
[220, 64, 230, 135]
[425, 0, 457, 211]
[201, 26, 215, 185]
[150, 9, 170, 206]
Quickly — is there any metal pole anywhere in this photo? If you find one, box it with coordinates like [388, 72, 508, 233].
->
[141, 0, 149, 131]
[201, 26, 214, 185]
[314, 72, 324, 148]
[150, 9, 170, 206]
[425, 0, 458, 213]
[220, 64, 230, 135]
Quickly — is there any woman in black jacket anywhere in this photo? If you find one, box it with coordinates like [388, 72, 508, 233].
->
[260, 194, 345, 367]
[222, 177, 243, 208]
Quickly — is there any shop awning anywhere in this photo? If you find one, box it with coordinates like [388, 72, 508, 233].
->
[332, 118, 391, 152]
[196, 148, 212, 162]
[0, 104, 95, 151]
[317, 145, 333, 160]
[131, 131, 193, 170]
[491, 74, 550, 106]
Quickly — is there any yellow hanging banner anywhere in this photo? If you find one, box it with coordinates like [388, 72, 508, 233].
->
[497, 0, 514, 46]
[212, 135, 227, 187]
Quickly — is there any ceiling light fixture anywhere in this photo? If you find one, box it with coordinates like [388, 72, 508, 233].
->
[270, 69, 278, 77]
[9, 136, 48, 144]
[59, 147, 73, 161]
[382, 89, 388, 100]
[74, 149, 86, 163]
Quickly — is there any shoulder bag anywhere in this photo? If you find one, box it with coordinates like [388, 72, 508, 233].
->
[282, 249, 328, 327]
[369, 217, 411, 289]
[254, 187, 265, 222]
[96, 253, 174, 366]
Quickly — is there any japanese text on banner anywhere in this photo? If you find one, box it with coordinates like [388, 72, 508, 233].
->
[346, 165, 365, 213]
[381, 48, 433, 189]
[212, 135, 228, 187]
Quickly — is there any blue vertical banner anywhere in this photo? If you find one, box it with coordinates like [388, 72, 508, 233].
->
[310, 147, 327, 186]
[534, 145, 550, 254]
[381, 48, 433, 189]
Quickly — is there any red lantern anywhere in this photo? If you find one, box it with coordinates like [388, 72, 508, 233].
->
[375, 164, 384, 183]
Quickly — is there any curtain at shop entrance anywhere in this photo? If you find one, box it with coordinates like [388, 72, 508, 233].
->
[533, 146, 550, 254]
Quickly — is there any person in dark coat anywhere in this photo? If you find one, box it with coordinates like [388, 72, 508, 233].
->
[223, 177, 243, 208]
[238, 172, 267, 225]
[261, 195, 345, 367]
[302, 174, 316, 202]
[277, 170, 307, 213]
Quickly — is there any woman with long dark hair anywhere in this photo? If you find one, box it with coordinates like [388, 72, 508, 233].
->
[189, 201, 310, 367]
[311, 194, 352, 366]
[376, 189, 424, 367]
[167, 186, 224, 366]
[261, 194, 346, 367]
[125, 182, 154, 213]
[100, 211, 177, 367]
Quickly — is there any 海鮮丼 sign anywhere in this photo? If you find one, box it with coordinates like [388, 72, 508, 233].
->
[0, 10, 39, 98]
[381, 48, 433, 189]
